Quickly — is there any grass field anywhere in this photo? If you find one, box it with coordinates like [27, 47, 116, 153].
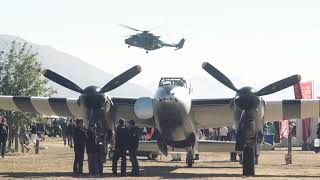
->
[1, 137, 320, 179]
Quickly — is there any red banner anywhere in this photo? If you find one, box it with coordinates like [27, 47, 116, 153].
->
[280, 120, 289, 139]
[294, 81, 313, 143]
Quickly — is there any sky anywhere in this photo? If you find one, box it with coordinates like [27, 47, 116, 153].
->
[1, 0, 320, 99]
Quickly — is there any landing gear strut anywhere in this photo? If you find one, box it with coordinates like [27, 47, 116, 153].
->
[242, 146, 255, 176]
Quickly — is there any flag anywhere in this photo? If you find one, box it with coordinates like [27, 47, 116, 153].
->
[294, 81, 313, 143]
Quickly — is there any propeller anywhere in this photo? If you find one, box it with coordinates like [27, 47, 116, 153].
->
[43, 65, 141, 109]
[202, 62, 301, 110]
[99, 65, 141, 93]
[43, 69, 84, 94]
[202, 62, 301, 97]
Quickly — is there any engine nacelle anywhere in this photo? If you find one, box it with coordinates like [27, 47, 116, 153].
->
[134, 97, 154, 119]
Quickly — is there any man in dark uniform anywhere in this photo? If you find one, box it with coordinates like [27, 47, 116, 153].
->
[86, 124, 98, 176]
[73, 119, 86, 175]
[112, 119, 129, 176]
[128, 120, 140, 176]
[0, 118, 8, 158]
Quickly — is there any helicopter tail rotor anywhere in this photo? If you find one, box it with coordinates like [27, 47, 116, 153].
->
[174, 38, 185, 50]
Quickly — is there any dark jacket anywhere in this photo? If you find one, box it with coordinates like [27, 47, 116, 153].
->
[115, 126, 129, 150]
[73, 126, 86, 151]
[30, 124, 37, 134]
[128, 126, 140, 150]
[0, 123, 8, 140]
[86, 129, 97, 154]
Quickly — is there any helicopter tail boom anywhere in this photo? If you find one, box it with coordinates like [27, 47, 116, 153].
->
[161, 38, 185, 50]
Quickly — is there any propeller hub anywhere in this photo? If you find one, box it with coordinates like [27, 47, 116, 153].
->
[81, 86, 105, 109]
[237, 86, 256, 96]
[83, 86, 100, 95]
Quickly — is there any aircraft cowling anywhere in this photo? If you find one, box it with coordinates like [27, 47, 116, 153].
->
[134, 97, 154, 119]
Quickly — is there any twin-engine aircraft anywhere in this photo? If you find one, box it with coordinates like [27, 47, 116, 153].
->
[0, 63, 320, 176]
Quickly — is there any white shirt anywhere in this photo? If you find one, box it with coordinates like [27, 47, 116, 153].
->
[220, 127, 228, 137]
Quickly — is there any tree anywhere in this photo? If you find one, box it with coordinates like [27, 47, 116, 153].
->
[0, 41, 56, 149]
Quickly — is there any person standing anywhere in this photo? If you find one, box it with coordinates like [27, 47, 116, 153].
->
[86, 124, 98, 176]
[219, 126, 228, 141]
[0, 118, 8, 158]
[19, 125, 30, 153]
[128, 120, 140, 176]
[30, 122, 38, 146]
[73, 119, 86, 175]
[112, 119, 129, 176]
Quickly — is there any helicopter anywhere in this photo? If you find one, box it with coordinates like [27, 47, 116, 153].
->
[120, 24, 185, 53]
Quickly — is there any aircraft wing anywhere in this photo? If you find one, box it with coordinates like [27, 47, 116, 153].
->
[191, 98, 320, 128]
[111, 97, 155, 127]
[264, 99, 320, 122]
[191, 98, 234, 128]
[0, 95, 84, 118]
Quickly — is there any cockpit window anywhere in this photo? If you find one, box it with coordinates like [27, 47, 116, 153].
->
[158, 77, 187, 88]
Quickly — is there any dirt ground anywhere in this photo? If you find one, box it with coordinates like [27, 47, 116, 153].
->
[1, 138, 320, 180]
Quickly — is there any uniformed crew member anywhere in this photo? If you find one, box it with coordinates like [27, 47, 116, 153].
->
[128, 119, 140, 176]
[112, 119, 129, 176]
[73, 119, 86, 175]
[86, 124, 98, 175]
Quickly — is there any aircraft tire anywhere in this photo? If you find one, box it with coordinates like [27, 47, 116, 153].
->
[242, 146, 255, 176]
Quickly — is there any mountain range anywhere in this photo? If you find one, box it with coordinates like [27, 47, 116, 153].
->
[0, 34, 152, 98]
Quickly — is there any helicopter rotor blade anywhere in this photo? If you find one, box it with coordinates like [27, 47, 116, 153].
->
[43, 69, 84, 94]
[255, 74, 301, 96]
[99, 65, 142, 93]
[202, 62, 238, 93]
[119, 24, 143, 32]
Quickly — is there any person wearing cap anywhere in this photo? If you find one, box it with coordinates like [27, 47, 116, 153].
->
[128, 119, 140, 176]
[112, 119, 129, 176]
[73, 119, 86, 175]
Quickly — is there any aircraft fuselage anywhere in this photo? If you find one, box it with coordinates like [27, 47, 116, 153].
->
[153, 85, 196, 149]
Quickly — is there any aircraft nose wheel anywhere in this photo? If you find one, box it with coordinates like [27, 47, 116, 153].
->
[146, 51, 148, 53]
[128, 46, 130, 48]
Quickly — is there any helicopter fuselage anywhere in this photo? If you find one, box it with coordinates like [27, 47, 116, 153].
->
[125, 33, 162, 51]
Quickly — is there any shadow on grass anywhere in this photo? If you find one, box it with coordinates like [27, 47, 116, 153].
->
[1, 166, 319, 179]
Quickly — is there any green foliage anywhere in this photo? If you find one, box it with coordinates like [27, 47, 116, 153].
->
[0, 41, 56, 127]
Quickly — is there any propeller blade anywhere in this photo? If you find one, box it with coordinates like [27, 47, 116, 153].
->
[256, 74, 301, 96]
[43, 69, 84, 93]
[99, 65, 142, 93]
[119, 24, 142, 32]
[202, 62, 238, 92]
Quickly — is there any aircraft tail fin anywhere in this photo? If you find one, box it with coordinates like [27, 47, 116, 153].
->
[174, 38, 185, 50]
